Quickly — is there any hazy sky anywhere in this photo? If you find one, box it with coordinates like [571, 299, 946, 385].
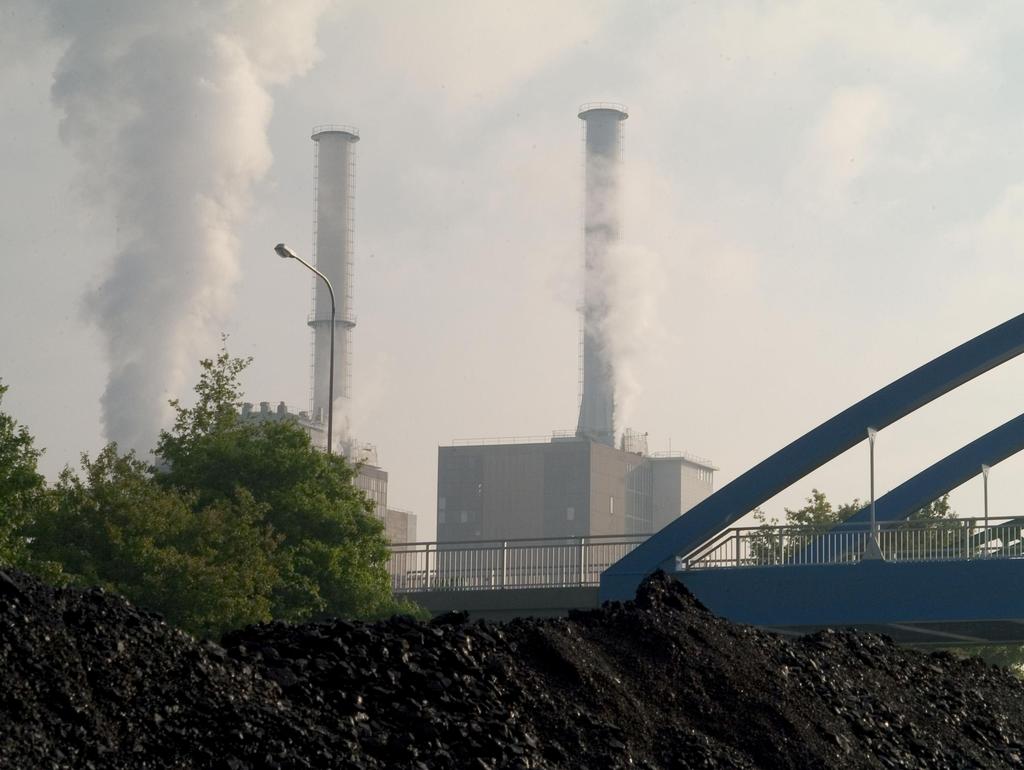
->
[4, 1, 1024, 540]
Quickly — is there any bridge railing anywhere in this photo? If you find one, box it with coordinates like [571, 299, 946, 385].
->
[680, 516, 1024, 570]
[388, 534, 650, 592]
[387, 518, 1024, 593]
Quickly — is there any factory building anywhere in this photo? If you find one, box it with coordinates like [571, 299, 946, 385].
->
[437, 437, 716, 542]
[240, 400, 325, 445]
[435, 103, 716, 544]
[649, 453, 718, 532]
[384, 508, 417, 544]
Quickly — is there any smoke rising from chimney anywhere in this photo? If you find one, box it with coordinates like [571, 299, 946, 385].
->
[588, 240, 663, 435]
[577, 108, 662, 442]
[578, 106, 626, 445]
[37, 1, 330, 454]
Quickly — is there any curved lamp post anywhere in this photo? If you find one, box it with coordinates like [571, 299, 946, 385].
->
[275, 243, 335, 455]
[864, 427, 883, 560]
[982, 464, 991, 558]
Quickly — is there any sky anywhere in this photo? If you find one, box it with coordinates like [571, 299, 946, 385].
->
[4, 1, 1024, 541]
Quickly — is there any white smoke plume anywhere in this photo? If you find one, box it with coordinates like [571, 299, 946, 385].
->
[35, 0, 331, 454]
[591, 240, 664, 433]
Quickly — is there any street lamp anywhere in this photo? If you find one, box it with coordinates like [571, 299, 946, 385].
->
[865, 427, 882, 560]
[867, 427, 878, 535]
[275, 243, 336, 455]
[982, 464, 991, 558]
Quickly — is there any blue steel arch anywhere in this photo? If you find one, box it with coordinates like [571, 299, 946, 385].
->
[600, 313, 1024, 602]
[795, 411, 1024, 562]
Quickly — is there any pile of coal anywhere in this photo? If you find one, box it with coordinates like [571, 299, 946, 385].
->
[3, 566, 1024, 769]
[0, 568, 339, 769]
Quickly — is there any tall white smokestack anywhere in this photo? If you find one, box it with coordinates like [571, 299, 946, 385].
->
[576, 103, 628, 447]
[310, 125, 359, 452]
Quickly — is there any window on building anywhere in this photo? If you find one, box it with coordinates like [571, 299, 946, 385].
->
[566, 506, 575, 521]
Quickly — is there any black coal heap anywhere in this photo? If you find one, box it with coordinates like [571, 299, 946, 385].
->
[2, 567, 1023, 769]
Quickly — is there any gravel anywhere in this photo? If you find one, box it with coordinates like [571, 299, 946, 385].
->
[2, 567, 1023, 768]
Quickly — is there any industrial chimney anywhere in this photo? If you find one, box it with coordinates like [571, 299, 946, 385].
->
[310, 125, 359, 452]
[576, 103, 628, 447]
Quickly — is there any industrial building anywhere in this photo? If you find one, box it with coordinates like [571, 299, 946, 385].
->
[435, 104, 716, 544]
[437, 436, 716, 541]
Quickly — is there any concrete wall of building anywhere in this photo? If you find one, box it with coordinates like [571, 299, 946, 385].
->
[437, 441, 591, 542]
[437, 439, 665, 542]
[384, 508, 416, 544]
[680, 460, 715, 514]
[588, 442, 628, 536]
[650, 457, 716, 532]
[355, 464, 388, 521]
[541, 440, 592, 539]
[481, 446, 546, 540]
[651, 459, 682, 532]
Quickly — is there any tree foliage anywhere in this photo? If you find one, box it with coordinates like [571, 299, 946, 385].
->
[28, 444, 280, 638]
[154, 345, 415, 623]
[1, 344, 421, 638]
[0, 383, 59, 578]
[0, 383, 40, 566]
[750, 489, 957, 564]
[908, 494, 957, 522]
[782, 489, 863, 531]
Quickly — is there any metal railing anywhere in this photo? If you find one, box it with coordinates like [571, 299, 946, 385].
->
[387, 518, 1024, 594]
[388, 533, 650, 593]
[648, 450, 719, 469]
[681, 517, 1024, 570]
[449, 430, 578, 447]
[577, 102, 628, 115]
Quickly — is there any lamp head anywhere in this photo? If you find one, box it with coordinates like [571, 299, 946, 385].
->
[274, 243, 297, 260]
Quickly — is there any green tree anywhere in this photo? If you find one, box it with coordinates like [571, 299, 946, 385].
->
[907, 494, 957, 522]
[0, 383, 40, 567]
[28, 444, 280, 638]
[155, 346, 417, 622]
[749, 490, 864, 564]
[747, 490, 958, 564]
[783, 489, 863, 531]
[0, 383, 60, 578]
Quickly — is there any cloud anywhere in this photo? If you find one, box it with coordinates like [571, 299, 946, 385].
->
[328, 0, 607, 110]
[792, 85, 893, 201]
[706, 1, 980, 81]
[0, 0, 51, 73]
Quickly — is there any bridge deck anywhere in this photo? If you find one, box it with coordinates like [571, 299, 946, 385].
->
[390, 526, 1024, 645]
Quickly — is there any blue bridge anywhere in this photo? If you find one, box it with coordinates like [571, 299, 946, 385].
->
[390, 312, 1024, 645]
